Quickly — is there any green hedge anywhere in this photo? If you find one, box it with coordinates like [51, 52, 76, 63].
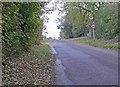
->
[2, 2, 44, 57]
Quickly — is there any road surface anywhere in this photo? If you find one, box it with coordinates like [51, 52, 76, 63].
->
[50, 40, 118, 85]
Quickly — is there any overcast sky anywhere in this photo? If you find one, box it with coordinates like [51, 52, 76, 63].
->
[42, 0, 65, 39]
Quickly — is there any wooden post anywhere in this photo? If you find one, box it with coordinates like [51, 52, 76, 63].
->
[93, 28, 95, 39]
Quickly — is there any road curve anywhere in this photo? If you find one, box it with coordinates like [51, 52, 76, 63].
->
[50, 40, 118, 85]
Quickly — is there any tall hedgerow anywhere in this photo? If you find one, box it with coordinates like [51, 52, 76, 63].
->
[2, 2, 44, 57]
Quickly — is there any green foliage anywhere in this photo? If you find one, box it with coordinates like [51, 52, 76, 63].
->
[32, 45, 50, 57]
[62, 2, 118, 40]
[2, 2, 44, 57]
[94, 3, 118, 39]
[61, 22, 73, 38]
[61, 2, 94, 39]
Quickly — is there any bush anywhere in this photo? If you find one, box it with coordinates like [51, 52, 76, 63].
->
[2, 2, 44, 57]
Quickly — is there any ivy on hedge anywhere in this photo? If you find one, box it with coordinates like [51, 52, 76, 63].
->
[2, 2, 44, 57]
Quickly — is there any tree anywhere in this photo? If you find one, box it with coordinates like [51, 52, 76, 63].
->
[61, 2, 118, 40]
[94, 3, 118, 39]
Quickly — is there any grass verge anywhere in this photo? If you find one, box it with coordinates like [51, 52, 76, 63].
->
[2, 43, 55, 85]
[68, 37, 119, 50]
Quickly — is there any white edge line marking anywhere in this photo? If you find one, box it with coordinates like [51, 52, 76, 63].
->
[50, 46, 57, 54]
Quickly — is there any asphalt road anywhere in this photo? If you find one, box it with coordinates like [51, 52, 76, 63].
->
[50, 40, 118, 85]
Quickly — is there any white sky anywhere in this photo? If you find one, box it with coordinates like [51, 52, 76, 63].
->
[42, 0, 65, 39]
[45, 11, 61, 39]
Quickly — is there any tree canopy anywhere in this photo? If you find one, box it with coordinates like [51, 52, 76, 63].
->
[60, 2, 118, 39]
